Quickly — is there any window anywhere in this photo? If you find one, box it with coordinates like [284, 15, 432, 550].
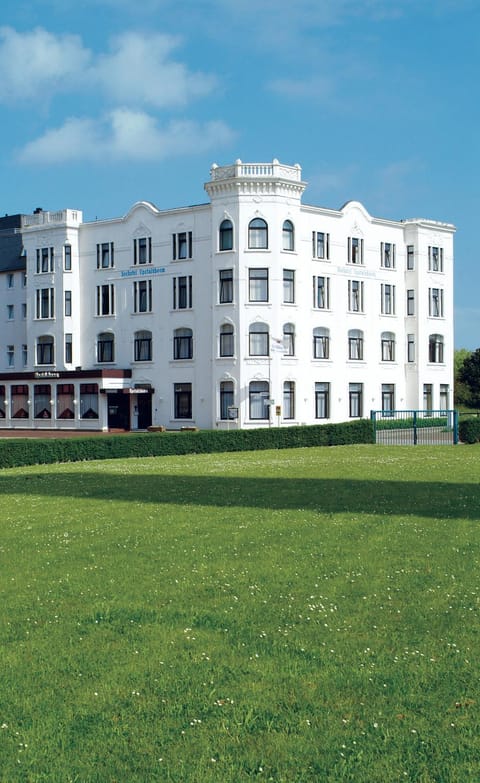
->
[249, 322, 269, 356]
[313, 327, 330, 359]
[282, 220, 294, 251]
[313, 276, 330, 309]
[219, 269, 233, 303]
[97, 242, 114, 269]
[173, 328, 193, 360]
[283, 269, 295, 303]
[381, 242, 396, 268]
[283, 381, 295, 419]
[428, 246, 443, 272]
[423, 383, 433, 412]
[174, 383, 192, 419]
[80, 383, 99, 419]
[7, 304, 14, 320]
[36, 247, 54, 273]
[381, 283, 395, 315]
[219, 323, 234, 357]
[173, 275, 192, 309]
[65, 333, 72, 364]
[22, 303, 27, 319]
[56, 384, 74, 419]
[173, 231, 192, 261]
[0, 386, 4, 418]
[64, 244, 72, 271]
[220, 381, 234, 420]
[248, 218, 268, 249]
[96, 284, 115, 316]
[36, 288, 55, 319]
[283, 323, 295, 356]
[312, 231, 330, 260]
[7, 273, 14, 288]
[407, 289, 415, 316]
[348, 237, 363, 264]
[219, 220, 233, 251]
[429, 334, 444, 363]
[97, 332, 114, 363]
[381, 331, 395, 362]
[64, 290, 72, 317]
[382, 384, 395, 415]
[7, 345, 14, 367]
[11, 385, 28, 418]
[134, 280, 152, 313]
[23, 273, 27, 287]
[349, 383, 363, 418]
[22, 344, 27, 367]
[348, 280, 364, 312]
[36, 336, 54, 365]
[440, 384, 449, 410]
[407, 334, 415, 362]
[348, 329, 364, 360]
[249, 268, 268, 302]
[429, 288, 444, 317]
[249, 380, 269, 420]
[134, 237, 151, 265]
[315, 382, 330, 419]
[407, 245, 415, 270]
[134, 330, 152, 362]
[34, 384, 51, 419]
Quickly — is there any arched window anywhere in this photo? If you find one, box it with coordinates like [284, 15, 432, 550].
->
[313, 327, 330, 359]
[429, 334, 444, 363]
[282, 220, 294, 251]
[249, 322, 269, 356]
[248, 218, 268, 249]
[249, 380, 269, 420]
[348, 329, 364, 360]
[219, 219, 233, 251]
[220, 381, 234, 420]
[174, 328, 193, 360]
[36, 335, 54, 365]
[381, 331, 395, 362]
[219, 323, 234, 357]
[283, 323, 295, 356]
[134, 330, 152, 362]
[97, 332, 114, 363]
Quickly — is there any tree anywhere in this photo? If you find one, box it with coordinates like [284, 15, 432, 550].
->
[457, 348, 480, 408]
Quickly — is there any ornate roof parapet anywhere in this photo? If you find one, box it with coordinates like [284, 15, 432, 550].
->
[205, 158, 307, 200]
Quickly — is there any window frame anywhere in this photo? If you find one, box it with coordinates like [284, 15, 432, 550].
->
[248, 218, 268, 250]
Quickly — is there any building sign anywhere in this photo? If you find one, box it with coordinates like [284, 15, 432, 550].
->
[120, 267, 166, 279]
[34, 371, 60, 379]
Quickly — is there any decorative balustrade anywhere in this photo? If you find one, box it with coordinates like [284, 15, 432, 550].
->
[210, 159, 302, 182]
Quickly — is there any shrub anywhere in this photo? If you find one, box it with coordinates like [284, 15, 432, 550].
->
[459, 417, 480, 444]
[0, 419, 374, 469]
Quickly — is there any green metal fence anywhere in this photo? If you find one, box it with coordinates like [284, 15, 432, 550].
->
[370, 410, 459, 445]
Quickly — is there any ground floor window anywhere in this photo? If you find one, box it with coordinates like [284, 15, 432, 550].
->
[80, 383, 99, 419]
[220, 381, 234, 420]
[423, 383, 433, 412]
[283, 381, 295, 419]
[56, 384, 75, 419]
[174, 383, 192, 419]
[0, 386, 5, 418]
[381, 383, 395, 415]
[349, 383, 363, 418]
[440, 384, 449, 410]
[34, 384, 52, 419]
[315, 382, 330, 419]
[249, 380, 269, 420]
[11, 385, 28, 418]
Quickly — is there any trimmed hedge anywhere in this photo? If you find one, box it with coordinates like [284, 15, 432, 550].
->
[0, 419, 374, 469]
[459, 418, 480, 444]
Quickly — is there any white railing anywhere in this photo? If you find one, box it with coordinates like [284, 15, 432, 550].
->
[210, 159, 302, 182]
[21, 209, 82, 228]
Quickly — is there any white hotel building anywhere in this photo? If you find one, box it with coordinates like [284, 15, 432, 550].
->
[0, 160, 454, 432]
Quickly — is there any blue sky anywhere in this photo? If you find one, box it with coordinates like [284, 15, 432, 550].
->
[1, 0, 478, 348]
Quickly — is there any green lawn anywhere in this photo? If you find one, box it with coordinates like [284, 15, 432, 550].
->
[1, 444, 479, 782]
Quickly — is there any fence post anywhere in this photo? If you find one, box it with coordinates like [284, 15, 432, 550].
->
[413, 410, 418, 445]
[453, 409, 459, 445]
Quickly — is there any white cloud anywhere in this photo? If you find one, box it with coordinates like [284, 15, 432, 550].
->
[92, 32, 217, 108]
[268, 75, 333, 100]
[17, 110, 235, 163]
[0, 26, 91, 101]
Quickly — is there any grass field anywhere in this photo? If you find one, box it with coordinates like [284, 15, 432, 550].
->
[1, 444, 479, 782]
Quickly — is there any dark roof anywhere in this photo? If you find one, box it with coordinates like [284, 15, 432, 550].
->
[0, 214, 26, 273]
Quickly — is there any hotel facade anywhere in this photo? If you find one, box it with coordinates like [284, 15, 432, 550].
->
[0, 160, 454, 432]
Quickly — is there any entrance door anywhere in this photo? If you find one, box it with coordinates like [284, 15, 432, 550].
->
[137, 393, 152, 429]
[107, 392, 130, 430]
